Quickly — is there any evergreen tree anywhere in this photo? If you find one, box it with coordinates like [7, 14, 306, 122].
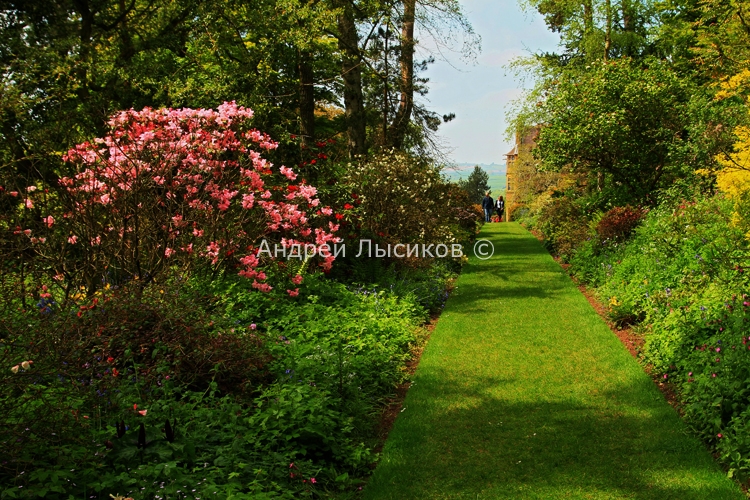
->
[459, 166, 490, 204]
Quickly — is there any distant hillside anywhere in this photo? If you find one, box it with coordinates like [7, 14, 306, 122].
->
[443, 163, 506, 194]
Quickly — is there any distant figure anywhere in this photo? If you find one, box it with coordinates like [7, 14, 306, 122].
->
[481, 192, 494, 223]
[496, 196, 505, 222]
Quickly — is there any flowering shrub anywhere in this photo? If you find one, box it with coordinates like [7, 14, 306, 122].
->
[344, 150, 478, 259]
[58, 102, 338, 292]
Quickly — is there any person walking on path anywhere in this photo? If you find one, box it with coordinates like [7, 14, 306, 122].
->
[496, 196, 505, 222]
[481, 192, 494, 223]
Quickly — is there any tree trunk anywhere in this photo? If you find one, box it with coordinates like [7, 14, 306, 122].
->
[387, 0, 415, 149]
[622, 0, 634, 56]
[118, 0, 135, 61]
[604, 0, 611, 61]
[583, 0, 593, 34]
[72, 0, 93, 101]
[297, 49, 316, 147]
[622, 0, 634, 31]
[334, 0, 366, 157]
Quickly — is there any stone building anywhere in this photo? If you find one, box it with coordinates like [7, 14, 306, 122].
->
[504, 127, 539, 221]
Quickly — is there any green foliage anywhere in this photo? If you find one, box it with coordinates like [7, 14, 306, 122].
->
[0, 266, 446, 498]
[535, 59, 696, 205]
[523, 0, 656, 66]
[534, 195, 594, 259]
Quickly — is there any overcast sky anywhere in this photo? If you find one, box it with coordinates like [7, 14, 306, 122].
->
[418, 0, 560, 165]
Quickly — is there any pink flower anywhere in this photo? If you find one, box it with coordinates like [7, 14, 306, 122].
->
[138, 410, 147, 416]
[242, 193, 255, 209]
[43, 216, 55, 228]
[68, 235, 78, 244]
[25, 198, 33, 209]
[287, 288, 299, 297]
[718, 433, 723, 438]
[252, 281, 272, 293]
[310, 477, 317, 484]
[90, 236, 101, 246]
[9, 191, 18, 197]
[716, 347, 721, 352]
[279, 166, 297, 180]
[663, 374, 668, 379]
[60, 102, 331, 291]
[207, 241, 220, 264]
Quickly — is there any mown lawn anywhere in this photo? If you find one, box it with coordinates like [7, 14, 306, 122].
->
[363, 223, 744, 499]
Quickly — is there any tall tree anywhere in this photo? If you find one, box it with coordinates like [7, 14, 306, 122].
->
[387, 0, 415, 148]
[534, 59, 696, 204]
[333, 0, 367, 157]
[459, 165, 490, 204]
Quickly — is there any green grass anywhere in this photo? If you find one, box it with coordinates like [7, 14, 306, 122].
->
[363, 223, 744, 499]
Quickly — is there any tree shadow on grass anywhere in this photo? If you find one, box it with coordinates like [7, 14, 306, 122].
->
[451, 229, 581, 315]
[365, 367, 741, 500]
[365, 225, 741, 498]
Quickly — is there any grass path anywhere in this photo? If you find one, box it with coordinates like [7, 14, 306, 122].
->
[363, 223, 744, 499]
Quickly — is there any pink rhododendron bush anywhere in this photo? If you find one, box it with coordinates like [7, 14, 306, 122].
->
[58, 102, 338, 292]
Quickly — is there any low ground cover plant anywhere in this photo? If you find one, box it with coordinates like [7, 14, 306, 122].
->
[1, 270, 438, 499]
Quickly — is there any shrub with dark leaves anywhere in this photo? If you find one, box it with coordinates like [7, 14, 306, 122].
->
[595, 205, 645, 244]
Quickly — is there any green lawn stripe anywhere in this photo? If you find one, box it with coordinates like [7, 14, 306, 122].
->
[363, 223, 743, 500]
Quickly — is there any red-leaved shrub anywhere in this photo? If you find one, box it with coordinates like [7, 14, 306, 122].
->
[596, 205, 645, 243]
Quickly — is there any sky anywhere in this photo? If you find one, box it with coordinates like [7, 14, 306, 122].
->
[418, 0, 560, 165]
